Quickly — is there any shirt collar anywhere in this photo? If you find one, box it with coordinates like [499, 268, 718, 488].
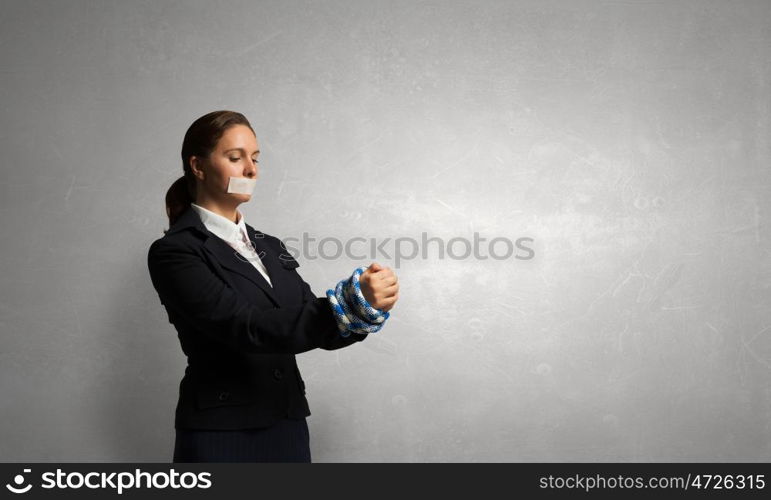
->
[190, 202, 248, 244]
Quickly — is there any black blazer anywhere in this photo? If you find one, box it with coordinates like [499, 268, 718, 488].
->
[147, 206, 368, 430]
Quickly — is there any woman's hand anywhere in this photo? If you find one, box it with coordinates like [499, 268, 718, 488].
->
[359, 262, 399, 313]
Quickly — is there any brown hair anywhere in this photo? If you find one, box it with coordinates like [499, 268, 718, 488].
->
[164, 110, 255, 230]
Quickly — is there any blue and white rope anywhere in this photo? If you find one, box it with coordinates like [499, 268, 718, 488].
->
[326, 266, 390, 337]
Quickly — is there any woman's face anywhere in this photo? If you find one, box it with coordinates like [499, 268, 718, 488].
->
[192, 124, 260, 206]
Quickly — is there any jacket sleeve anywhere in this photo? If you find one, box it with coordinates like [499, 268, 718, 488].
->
[147, 238, 365, 355]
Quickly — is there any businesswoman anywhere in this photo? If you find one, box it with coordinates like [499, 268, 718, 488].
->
[147, 110, 399, 462]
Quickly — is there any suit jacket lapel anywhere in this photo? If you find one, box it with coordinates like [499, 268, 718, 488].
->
[170, 205, 287, 308]
[202, 228, 281, 307]
[245, 224, 295, 307]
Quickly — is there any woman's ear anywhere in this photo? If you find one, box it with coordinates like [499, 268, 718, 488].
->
[190, 156, 206, 181]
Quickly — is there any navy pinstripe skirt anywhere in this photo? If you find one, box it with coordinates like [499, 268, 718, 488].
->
[173, 417, 311, 463]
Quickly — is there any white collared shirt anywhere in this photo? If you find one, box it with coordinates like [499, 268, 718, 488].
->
[190, 203, 273, 287]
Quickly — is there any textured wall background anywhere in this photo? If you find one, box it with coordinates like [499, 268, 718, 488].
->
[1, 0, 769, 461]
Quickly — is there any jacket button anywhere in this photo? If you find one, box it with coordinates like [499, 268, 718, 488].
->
[218, 391, 230, 401]
[273, 368, 283, 380]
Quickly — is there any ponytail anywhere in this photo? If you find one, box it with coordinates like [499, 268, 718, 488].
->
[164, 174, 196, 231]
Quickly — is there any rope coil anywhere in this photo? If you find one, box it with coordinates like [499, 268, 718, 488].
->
[326, 266, 390, 337]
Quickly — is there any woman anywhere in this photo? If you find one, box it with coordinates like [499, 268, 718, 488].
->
[147, 110, 399, 462]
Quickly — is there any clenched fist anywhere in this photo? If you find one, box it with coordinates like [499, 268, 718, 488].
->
[359, 262, 399, 313]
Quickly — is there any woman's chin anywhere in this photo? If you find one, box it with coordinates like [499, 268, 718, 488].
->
[231, 193, 252, 203]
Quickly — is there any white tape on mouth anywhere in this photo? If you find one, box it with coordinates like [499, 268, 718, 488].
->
[227, 177, 257, 195]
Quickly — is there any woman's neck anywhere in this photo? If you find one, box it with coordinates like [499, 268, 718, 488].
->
[194, 198, 240, 224]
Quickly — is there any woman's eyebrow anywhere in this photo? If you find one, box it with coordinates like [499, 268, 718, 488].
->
[224, 147, 260, 154]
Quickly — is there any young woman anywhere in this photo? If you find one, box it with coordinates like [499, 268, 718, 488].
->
[147, 110, 399, 462]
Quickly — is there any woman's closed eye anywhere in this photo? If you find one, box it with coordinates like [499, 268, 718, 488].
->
[229, 157, 259, 164]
